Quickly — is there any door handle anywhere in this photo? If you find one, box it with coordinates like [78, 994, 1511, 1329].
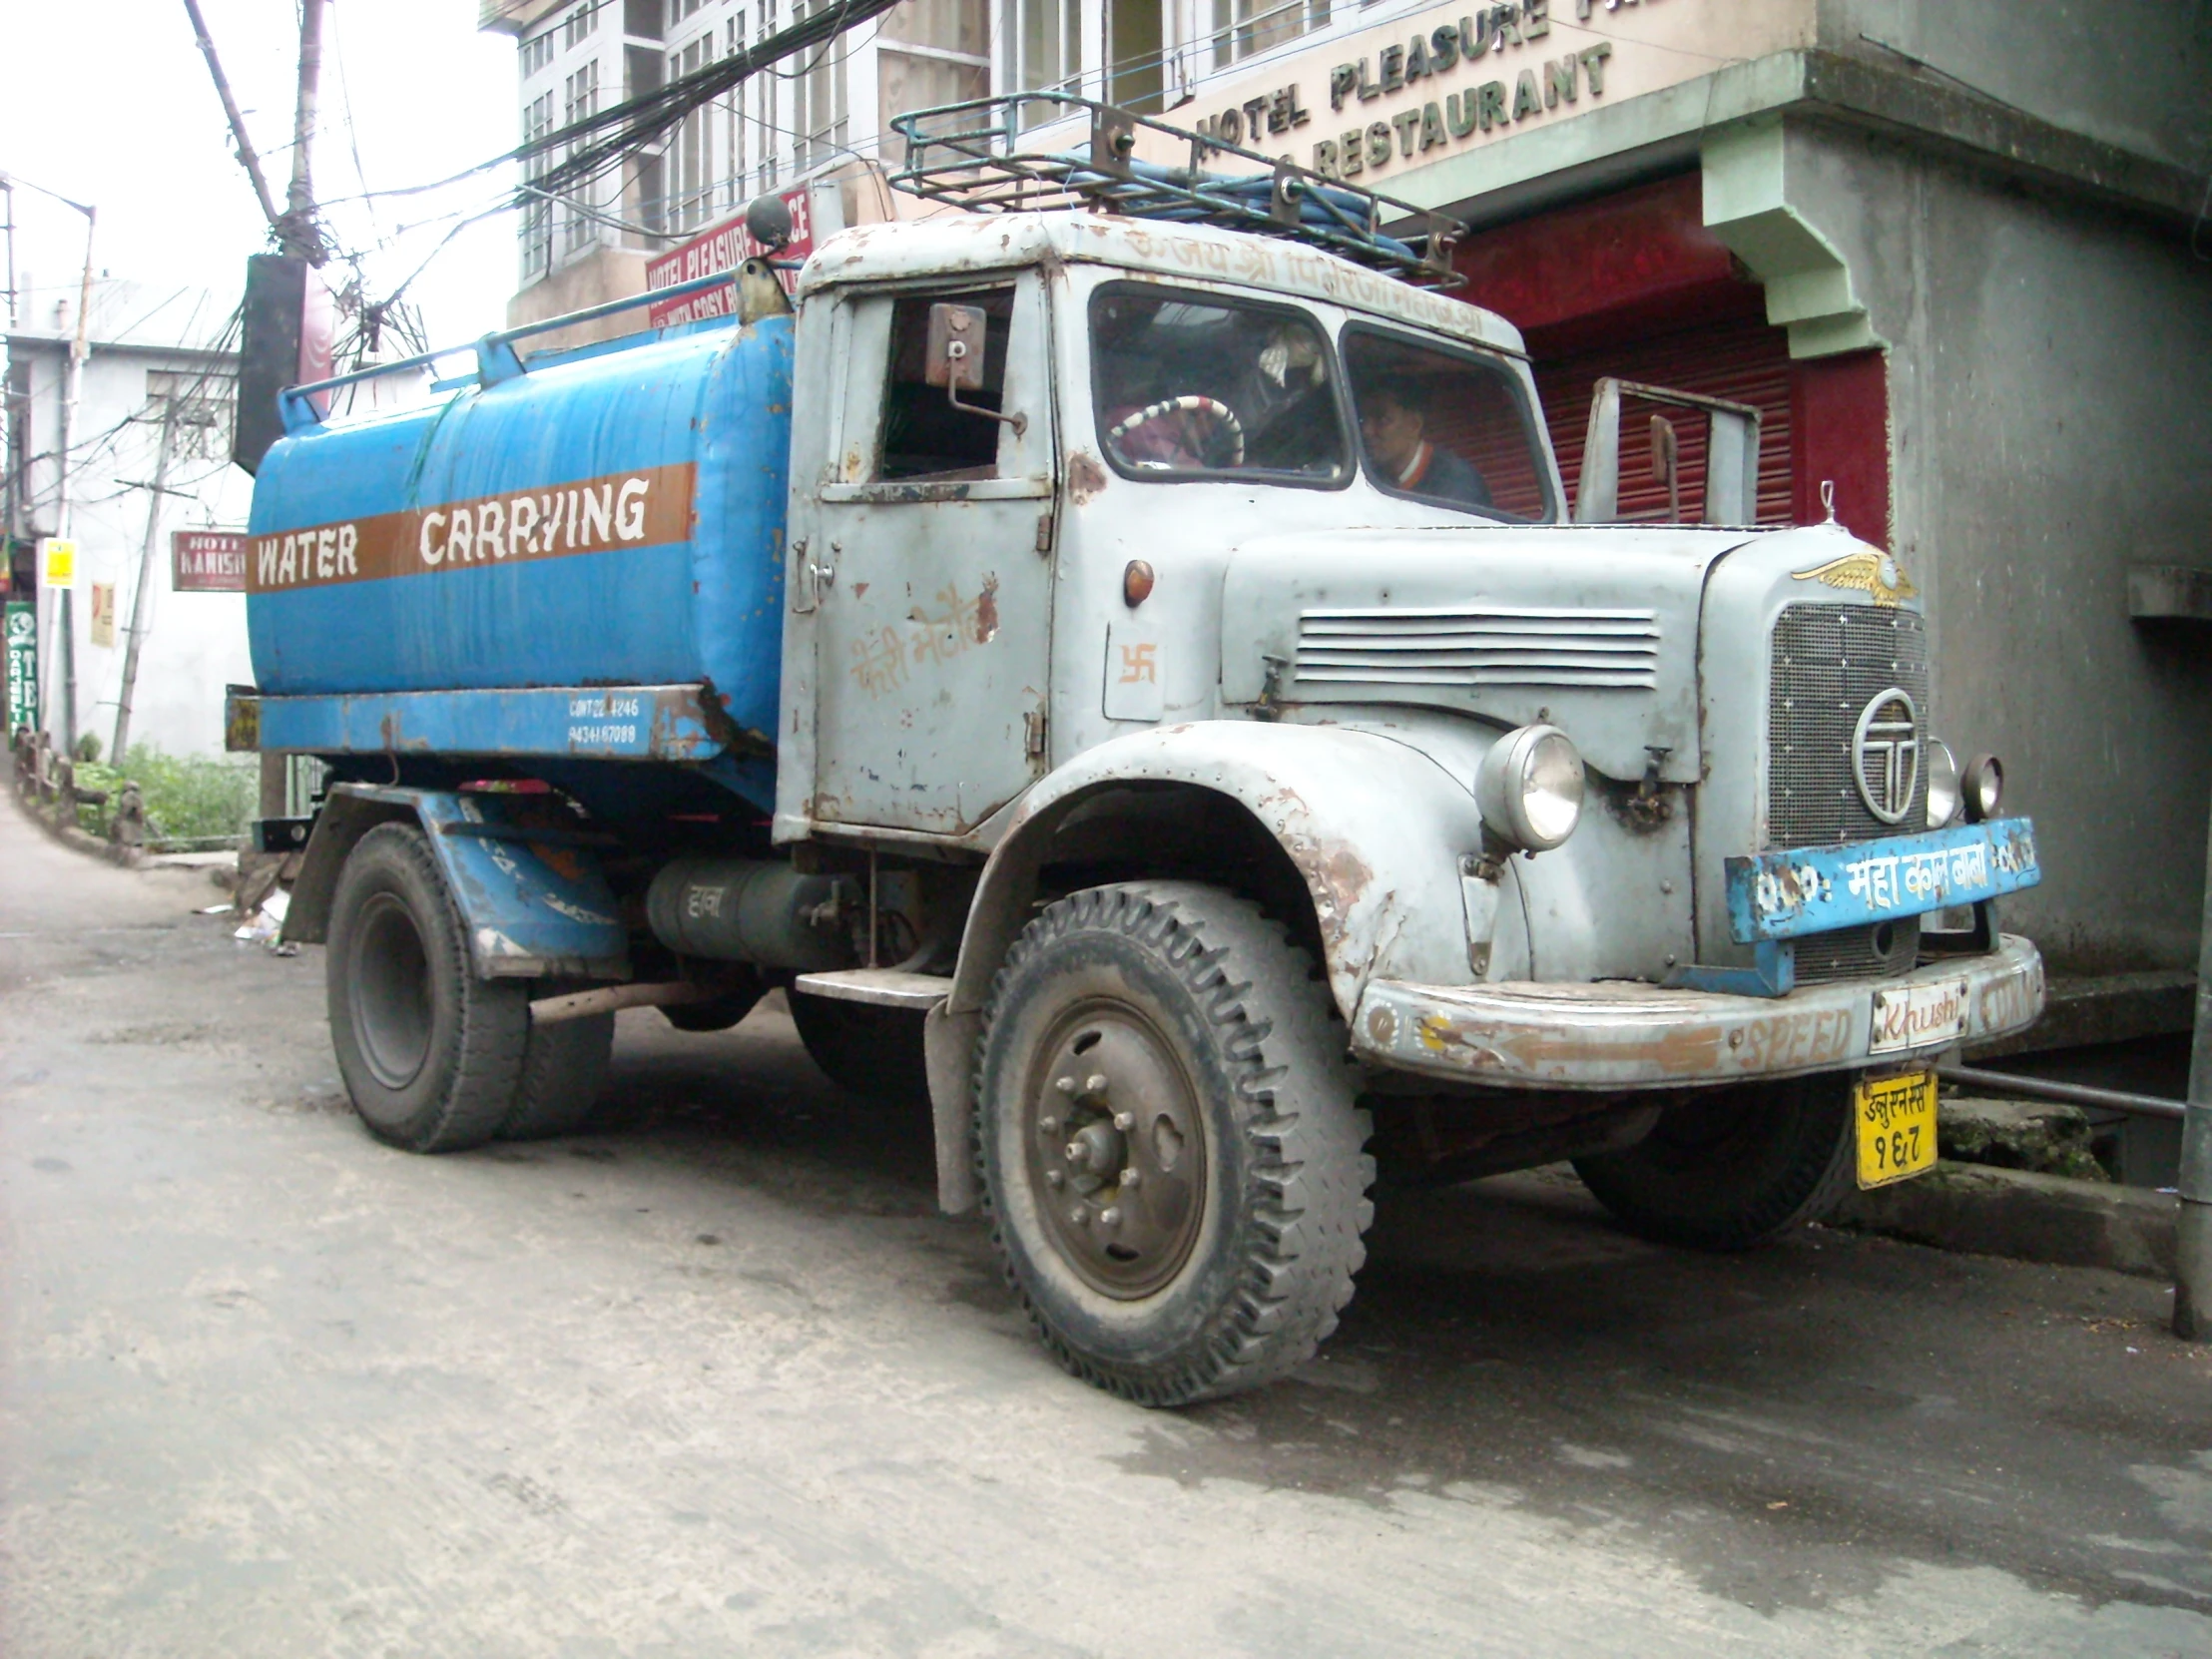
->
[789, 539, 838, 613]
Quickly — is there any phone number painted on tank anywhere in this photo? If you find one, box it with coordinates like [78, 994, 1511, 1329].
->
[249, 463, 697, 593]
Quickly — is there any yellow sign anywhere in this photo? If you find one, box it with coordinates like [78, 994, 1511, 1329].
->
[39, 538, 76, 590]
[1855, 1070, 1937, 1189]
[89, 582, 117, 648]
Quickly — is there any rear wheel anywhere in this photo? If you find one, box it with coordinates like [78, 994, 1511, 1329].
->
[790, 991, 928, 1102]
[1571, 1074, 1856, 1251]
[326, 823, 528, 1153]
[975, 881, 1373, 1406]
[497, 1010, 615, 1140]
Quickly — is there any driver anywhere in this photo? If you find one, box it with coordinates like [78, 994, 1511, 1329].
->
[1358, 381, 1491, 509]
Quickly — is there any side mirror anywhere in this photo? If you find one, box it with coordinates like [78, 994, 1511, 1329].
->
[925, 301, 1026, 436]
[745, 193, 794, 253]
[1573, 377, 1762, 527]
[924, 302, 988, 391]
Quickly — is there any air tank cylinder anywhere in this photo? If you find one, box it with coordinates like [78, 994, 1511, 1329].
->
[646, 858, 854, 972]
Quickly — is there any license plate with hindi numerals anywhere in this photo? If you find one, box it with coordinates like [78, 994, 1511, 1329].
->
[1855, 1070, 1937, 1190]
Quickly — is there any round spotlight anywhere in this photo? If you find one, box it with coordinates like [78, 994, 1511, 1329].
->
[1961, 753, 2004, 823]
[1925, 740, 1960, 829]
[1474, 725, 1585, 852]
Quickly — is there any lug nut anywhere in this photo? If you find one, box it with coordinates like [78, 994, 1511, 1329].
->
[1039, 1115, 1060, 1135]
[1119, 1168, 1140, 1189]
[1068, 1207, 1089, 1226]
[1046, 1169, 1064, 1189]
[1055, 1076, 1077, 1094]
[1065, 1141, 1085, 1163]
[1112, 1111, 1134, 1132]
[1099, 1207, 1122, 1227]
[1086, 1074, 1108, 1095]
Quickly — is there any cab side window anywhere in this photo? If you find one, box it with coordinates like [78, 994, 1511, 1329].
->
[877, 286, 1016, 481]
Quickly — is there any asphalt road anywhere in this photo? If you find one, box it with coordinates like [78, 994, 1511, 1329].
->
[5, 795, 2211, 1657]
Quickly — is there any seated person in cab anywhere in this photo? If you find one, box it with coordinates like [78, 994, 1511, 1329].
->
[1358, 380, 1491, 510]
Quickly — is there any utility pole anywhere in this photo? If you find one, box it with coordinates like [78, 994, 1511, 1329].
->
[111, 390, 180, 767]
[33, 195, 96, 760]
[282, 0, 328, 263]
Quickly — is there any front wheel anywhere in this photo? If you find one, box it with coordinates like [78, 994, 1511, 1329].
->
[1571, 1074, 1856, 1251]
[326, 823, 529, 1153]
[976, 881, 1373, 1406]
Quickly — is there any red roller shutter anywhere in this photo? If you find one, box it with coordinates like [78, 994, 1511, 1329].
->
[1533, 310, 1798, 526]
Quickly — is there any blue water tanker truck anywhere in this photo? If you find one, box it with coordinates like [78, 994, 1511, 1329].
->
[237, 97, 2046, 1405]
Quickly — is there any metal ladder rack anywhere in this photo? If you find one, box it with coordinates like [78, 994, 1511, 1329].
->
[888, 92, 1466, 288]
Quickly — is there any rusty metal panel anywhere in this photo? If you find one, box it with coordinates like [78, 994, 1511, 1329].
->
[793, 272, 1058, 836]
[1354, 933, 2045, 1092]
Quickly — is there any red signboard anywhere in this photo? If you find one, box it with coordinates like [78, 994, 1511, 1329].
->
[173, 530, 249, 593]
[644, 185, 819, 328]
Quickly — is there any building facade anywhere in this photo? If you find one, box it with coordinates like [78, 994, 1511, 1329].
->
[484, 0, 992, 332]
[5, 280, 254, 760]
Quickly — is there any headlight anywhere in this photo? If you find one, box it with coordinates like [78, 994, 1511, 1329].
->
[1961, 753, 2003, 823]
[1475, 725, 1584, 851]
[1925, 740, 1960, 829]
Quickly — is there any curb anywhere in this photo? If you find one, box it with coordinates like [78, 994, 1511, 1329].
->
[1830, 1160, 2177, 1280]
[7, 786, 130, 863]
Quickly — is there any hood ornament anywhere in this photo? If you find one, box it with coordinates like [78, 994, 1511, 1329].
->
[1793, 549, 1918, 608]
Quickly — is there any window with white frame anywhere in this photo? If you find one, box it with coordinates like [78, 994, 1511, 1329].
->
[668, 0, 706, 23]
[791, 0, 847, 176]
[758, 0, 781, 190]
[522, 90, 556, 276]
[1004, 0, 1082, 130]
[1209, 0, 1327, 71]
[146, 370, 237, 464]
[879, 0, 990, 147]
[665, 30, 716, 233]
[521, 28, 555, 77]
[724, 14, 747, 207]
[563, 60, 601, 251]
[564, 0, 598, 49]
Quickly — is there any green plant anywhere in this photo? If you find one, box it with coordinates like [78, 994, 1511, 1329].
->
[74, 732, 101, 763]
[69, 747, 256, 844]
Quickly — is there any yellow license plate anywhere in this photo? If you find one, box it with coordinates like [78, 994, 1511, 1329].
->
[1855, 1070, 1937, 1189]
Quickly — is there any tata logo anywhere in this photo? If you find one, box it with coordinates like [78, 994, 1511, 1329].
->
[1853, 688, 1920, 825]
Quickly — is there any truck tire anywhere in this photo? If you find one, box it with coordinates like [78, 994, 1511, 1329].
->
[497, 1011, 615, 1140]
[789, 992, 928, 1102]
[975, 881, 1374, 1406]
[326, 823, 529, 1154]
[1570, 1073, 1855, 1251]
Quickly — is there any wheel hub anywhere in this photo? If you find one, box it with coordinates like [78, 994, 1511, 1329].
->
[1026, 1003, 1206, 1299]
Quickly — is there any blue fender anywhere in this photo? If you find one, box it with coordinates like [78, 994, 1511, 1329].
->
[284, 784, 629, 980]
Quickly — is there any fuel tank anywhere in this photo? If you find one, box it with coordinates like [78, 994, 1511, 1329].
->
[245, 315, 795, 746]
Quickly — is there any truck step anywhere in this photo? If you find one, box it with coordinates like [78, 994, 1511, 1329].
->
[792, 969, 954, 1010]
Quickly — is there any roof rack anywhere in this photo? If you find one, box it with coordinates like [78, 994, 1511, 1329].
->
[888, 92, 1465, 288]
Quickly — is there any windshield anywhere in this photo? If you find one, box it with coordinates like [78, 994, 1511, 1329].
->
[1344, 327, 1556, 522]
[1090, 285, 1350, 485]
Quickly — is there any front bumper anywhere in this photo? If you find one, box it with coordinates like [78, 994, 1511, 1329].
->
[1353, 933, 2044, 1092]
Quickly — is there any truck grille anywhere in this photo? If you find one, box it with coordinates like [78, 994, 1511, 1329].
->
[1767, 602, 1930, 985]
[1295, 606, 1661, 690]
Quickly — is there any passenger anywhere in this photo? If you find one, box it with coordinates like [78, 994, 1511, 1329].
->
[1358, 381, 1491, 509]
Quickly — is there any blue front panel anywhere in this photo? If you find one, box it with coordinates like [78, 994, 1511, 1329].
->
[248, 317, 793, 746]
[1726, 818, 2042, 943]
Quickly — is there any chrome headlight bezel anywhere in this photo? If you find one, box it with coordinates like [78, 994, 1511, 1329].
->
[1474, 724, 1585, 852]
[1961, 753, 2004, 823]
[1925, 739, 1960, 829]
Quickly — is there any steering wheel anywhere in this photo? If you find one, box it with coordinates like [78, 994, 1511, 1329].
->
[1106, 395, 1246, 468]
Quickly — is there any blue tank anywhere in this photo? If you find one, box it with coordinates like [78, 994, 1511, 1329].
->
[247, 314, 794, 750]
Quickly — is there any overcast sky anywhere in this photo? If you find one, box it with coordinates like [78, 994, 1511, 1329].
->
[3, 0, 520, 349]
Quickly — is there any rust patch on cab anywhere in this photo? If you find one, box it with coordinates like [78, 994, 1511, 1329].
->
[1066, 449, 1109, 505]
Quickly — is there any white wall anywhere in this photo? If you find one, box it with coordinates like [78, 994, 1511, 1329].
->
[12, 287, 255, 762]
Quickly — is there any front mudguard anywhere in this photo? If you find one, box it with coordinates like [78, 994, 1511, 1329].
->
[947, 721, 1525, 1026]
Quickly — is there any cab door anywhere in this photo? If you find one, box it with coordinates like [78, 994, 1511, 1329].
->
[796, 274, 1057, 836]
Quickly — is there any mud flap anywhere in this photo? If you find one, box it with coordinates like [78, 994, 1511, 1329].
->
[924, 1001, 981, 1215]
